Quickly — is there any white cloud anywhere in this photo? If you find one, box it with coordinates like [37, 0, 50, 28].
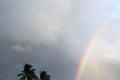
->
[102, 54, 120, 62]
[9, 45, 32, 52]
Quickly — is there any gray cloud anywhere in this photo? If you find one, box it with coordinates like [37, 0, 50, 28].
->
[0, 0, 72, 46]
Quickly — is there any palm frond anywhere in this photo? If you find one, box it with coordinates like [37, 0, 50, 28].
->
[18, 73, 24, 77]
[19, 74, 26, 80]
[30, 69, 39, 80]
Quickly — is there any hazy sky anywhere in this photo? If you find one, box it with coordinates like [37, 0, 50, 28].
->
[1, 0, 120, 80]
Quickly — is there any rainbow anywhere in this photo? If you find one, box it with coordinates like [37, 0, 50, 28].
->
[74, 10, 115, 80]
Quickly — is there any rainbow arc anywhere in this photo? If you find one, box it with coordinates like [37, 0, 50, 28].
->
[75, 7, 116, 80]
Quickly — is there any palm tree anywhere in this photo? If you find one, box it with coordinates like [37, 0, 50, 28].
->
[18, 63, 39, 80]
[40, 71, 51, 80]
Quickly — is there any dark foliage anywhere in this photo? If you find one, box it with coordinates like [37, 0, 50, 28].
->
[18, 63, 39, 80]
[18, 64, 51, 80]
[40, 71, 51, 80]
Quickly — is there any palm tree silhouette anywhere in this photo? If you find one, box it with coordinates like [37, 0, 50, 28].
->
[18, 64, 39, 80]
[40, 71, 51, 80]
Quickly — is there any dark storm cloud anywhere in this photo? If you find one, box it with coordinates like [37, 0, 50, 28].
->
[0, 0, 77, 80]
[0, 40, 79, 80]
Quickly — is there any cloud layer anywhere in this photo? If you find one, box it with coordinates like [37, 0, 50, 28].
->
[0, 0, 72, 45]
[1, 0, 120, 80]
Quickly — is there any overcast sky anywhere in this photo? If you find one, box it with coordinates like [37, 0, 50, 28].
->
[1, 0, 120, 80]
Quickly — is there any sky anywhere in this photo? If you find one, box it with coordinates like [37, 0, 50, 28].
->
[1, 0, 120, 80]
